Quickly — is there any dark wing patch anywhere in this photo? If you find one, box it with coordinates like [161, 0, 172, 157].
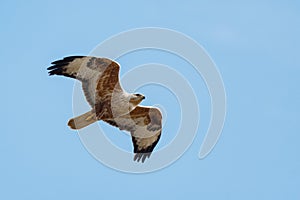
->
[50, 56, 85, 65]
[132, 132, 161, 163]
[104, 119, 118, 127]
[47, 56, 84, 79]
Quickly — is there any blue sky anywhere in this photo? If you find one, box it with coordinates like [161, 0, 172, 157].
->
[1, 0, 300, 199]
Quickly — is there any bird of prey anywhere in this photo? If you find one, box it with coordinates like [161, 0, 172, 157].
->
[47, 56, 162, 162]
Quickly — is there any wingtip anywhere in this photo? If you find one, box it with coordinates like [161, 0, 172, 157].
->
[49, 55, 85, 66]
[134, 153, 151, 163]
[48, 71, 54, 76]
[47, 59, 78, 78]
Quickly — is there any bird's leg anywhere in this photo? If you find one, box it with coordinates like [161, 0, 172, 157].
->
[97, 109, 106, 119]
[95, 103, 107, 120]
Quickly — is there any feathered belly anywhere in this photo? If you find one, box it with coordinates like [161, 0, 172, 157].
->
[109, 93, 136, 118]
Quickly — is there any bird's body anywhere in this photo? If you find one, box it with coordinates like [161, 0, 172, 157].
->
[48, 56, 162, 162]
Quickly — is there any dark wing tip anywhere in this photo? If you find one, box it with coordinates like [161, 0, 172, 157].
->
[47, 55, 85, 78]
[132, 133, 161, 163]
[47, 64, 74, 78]
[134, 153, 151, 163]
[51, 55, 85, 65]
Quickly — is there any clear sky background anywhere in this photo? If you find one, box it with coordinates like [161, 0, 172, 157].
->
[1, 0, 300, 199]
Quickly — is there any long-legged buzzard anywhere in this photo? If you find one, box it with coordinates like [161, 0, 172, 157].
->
[48, 56, 162, 162]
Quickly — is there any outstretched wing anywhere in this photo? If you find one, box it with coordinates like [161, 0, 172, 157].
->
[47, 56, 122, 107]
[104, 106, 162, 163]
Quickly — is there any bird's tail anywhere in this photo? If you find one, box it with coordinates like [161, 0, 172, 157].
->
[68, 110, 97, 129]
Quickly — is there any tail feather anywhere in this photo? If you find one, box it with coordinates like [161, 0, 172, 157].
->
[68, 110, 97, 130]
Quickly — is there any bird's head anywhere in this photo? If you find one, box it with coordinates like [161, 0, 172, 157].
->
[129, 93, 145, 106]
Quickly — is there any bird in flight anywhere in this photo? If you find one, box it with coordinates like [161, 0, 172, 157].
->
[47, 56, 162, 162]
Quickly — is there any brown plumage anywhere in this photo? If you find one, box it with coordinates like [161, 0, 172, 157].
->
[48, 56, 162, 162]
[104, 106, 162, 162]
